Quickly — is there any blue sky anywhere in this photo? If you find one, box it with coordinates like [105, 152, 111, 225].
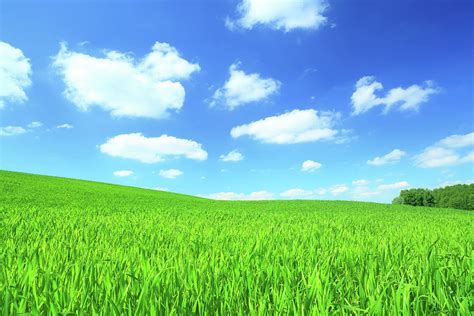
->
[1, 0, 473, 202]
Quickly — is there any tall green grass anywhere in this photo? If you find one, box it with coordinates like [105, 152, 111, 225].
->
[1, 170, 473, 314]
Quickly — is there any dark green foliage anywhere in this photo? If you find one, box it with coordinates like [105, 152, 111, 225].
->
[398, 188, 433, 207]
[392, 196, 404, 204]
[423, 189, 435, 207]
[433, 184, 474, 210]
[393, 184, 473, 210]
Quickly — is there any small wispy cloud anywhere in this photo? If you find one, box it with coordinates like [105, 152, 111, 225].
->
[113, 170, 134, 177]
[367, 149, 406, 166]
[159, 169, 183, 179]
[301, 160, 322, 172]
[0, 121, 43, 137]
[57, 123, 74, 129]
[220, 149, 244, 162]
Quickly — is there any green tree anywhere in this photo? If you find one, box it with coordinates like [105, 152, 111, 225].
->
[399, 189, 431, 207]
[392, 196, 404, 204]
[393, 184, 473, 210]
[433, 184, 474, 210]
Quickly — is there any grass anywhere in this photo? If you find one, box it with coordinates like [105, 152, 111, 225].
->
[0, 170, 473, 315]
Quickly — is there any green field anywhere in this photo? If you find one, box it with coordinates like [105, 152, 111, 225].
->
[1, 170, 473, 314]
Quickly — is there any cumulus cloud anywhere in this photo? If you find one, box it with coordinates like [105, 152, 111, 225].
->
[57, 123, 73, 129]
[0, 126, 27, 136]
[330, 184, 348, 196]
[280, 181, 408, 201]
[280, 187, 330, 199]
[99, 133, 208, 163]
[231, 109, 341, 144]
[352, 179, 370, 186]
[351, 181, 409, 200]
[159, 169, 183, 179]
[211, 63, 280, 110]
[415, 147, 459, 168]
[280, 185, 345, 199]
[437, 132, 474, 149]
[377, 181, 409, 191]
[280, 188, 315, 198]
[415, 132, 474, 168]
[462, 151, 474, 163]
[367, 149, 406, 166]
[205, 190, 274, 200]
[53, 42, 199, 119]
[351, 186, 381, 198]
[139, 42, 201, 81]
[301, 160, 322, 172]
[220, 149, 244, 162]
[351, 76, 439, 115]
[27, 121, 42, 128]
[315, 188, 327, 195]
[0, 121, 42, 136]
[0, 41, 32, 109]
[226, 0, 328, 32]
[113, 170, 134, 177]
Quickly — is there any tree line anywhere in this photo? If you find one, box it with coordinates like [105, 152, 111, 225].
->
[392, 184, 473, 210]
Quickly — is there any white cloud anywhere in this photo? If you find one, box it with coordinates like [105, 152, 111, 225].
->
[247, 191, 274, 200]
[211, 63, 280, 110]
[0, 126, 27, 136]
[231, 109, 340, 144]
[461, 151, 474, 163]
[377, 181, 409, 191]
[280, 184, 370, 199]
[415, 148, 474, 168]
[352, 181, 409, 200]
[438, 132, 474, 149]
[220, 149, 244, 162]
[351, 186, 381, 198]
[0, 121, 42, 136]
[333, 129, 357, 144]
[437, 179, 474, 188]
[99, 133, 208, 163]
[159, 169, 183, 179]
[330, 184, 348, 196]
[415, 132, 474, 168]
[226, 0, 328, 32]
[53, 42, 199, 119]
[352, 179, 370, 186]
[350, 76, 382, 115]
[315, 188, 327, 195]
[280, 185, 334, 199]
[351, 76, 439, 115]
[415, 147, 460, 168]
[113, 170, 134, 177]
[280, 188, 314, 198]
[27, 121, 42, 128]
[367, 149, 406, 166]
[57, 123, 73, 129]
[139, 42, 201, 81]
[279, 181, 410, 202]
[301, 160, 322, 172]
[0, 41, 32, 109]
[205, 190, 274, 200]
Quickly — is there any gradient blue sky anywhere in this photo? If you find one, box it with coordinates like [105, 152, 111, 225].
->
[1, 0, 473, 202]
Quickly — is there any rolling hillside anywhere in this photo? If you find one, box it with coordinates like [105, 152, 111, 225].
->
[1, 170, 473, 314]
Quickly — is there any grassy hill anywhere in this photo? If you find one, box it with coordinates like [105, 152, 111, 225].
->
[1, 170, 473, 314]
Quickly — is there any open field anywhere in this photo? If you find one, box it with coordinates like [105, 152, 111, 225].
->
[0, 170, 473, 314]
